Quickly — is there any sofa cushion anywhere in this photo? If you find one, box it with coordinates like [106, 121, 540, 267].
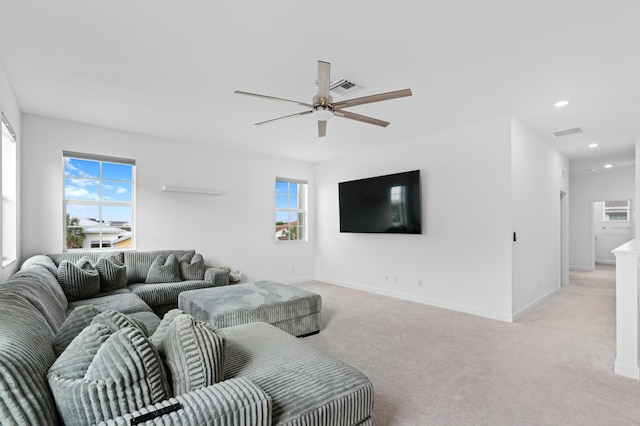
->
[95, 255, 127, 292]
[130, 280, 214, 308]
[145, 254, 182, 284]
[66, 292, 161, 336]
[54, 305, 101, 356]
[156, 313, 225, 396]
[179, 253, 205, 280]
[124, 250, 195, 284]
[57, 257, 101, 302]
[223, 322, 374, 425]
[48, 324, 170, 425]
[67, 291, 150, 315]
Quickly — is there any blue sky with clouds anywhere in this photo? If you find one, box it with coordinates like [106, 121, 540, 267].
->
[276, 181, 303, 224]
[64, 158, 133, 222]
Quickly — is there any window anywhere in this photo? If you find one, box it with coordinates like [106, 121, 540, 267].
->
[63, 151, 135, 250]
[275, 177, 307, 241]
[1, 113, 17, 266]
[603, 200, 630, 222]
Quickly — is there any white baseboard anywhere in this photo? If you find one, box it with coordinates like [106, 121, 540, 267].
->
[596, 259, 616, 265]
[615, 361, 640, 380]
[569, 265, 595, 271]
[272, 276, 314, 285]
[512, 287, 560, 321]
[319, 278, 514, 323]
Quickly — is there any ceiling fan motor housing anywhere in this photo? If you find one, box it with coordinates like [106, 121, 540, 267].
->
[312, 95, 334, 120]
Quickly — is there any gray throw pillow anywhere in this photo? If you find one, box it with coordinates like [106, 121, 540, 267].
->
[53, 305, 101, 356]
[156, 314, 225, 396]
[56, 257, 100, 302]
[179, 253, 205, 280]
[91, 309, 149, 337]
[145, 254, 181, 284]
[150, 308, 184, 346]
[48, 324, 170, 425]
[95, 255, 127, 292]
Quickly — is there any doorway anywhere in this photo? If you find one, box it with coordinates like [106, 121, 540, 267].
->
[592, 200, 633, 269]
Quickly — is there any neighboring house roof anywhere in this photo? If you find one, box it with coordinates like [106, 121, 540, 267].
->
[77, 217, 130, 235]
[276, 221, 298, 240]
[275, 221, 297, 233]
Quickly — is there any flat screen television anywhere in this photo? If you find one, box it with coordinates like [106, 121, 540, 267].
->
[339, 170, 422, 234]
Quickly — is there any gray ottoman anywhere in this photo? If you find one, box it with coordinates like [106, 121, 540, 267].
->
[178, 281, 322, 337]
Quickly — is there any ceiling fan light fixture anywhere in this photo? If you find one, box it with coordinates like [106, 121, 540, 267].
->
[312, 104, 334, 120]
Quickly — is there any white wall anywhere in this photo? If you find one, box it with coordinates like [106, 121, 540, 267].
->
[316, 116, 515, 321]
[16, 111, 571, 322]
[20, 114, 315, 284]
[510, 118, 569, 319]
[569, 169, 634, 270]
[0, 64, 21, 281]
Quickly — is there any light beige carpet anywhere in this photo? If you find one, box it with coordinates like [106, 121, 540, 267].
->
[298, 264, 640, 425]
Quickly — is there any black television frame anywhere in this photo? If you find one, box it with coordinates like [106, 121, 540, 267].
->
[338, 170, 422, 234]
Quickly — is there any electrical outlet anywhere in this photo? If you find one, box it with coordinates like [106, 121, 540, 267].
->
[418, 279, 423, 287]
[393, 276, 398, 283]
[385, 275, 389, 282]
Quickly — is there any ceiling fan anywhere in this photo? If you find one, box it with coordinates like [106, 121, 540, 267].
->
[235, 60, 412, 137]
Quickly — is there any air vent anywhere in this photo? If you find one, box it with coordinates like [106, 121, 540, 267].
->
[552, 127, 583, 137]
[329, 78, 363, 97]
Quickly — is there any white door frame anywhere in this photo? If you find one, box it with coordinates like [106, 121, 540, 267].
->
[560, 191, 568, 285]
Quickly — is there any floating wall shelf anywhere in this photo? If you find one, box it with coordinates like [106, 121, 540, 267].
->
[161, 185, 227, 195]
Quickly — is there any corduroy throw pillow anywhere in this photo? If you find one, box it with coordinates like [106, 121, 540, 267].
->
[95, 255, 127, 292]
[56, 257, 100, 301]
[53, 305, 101, 356]
[149, 308, 184, 346]
[145, 254, 181, 284]
[48, 324, 170, 425]
[179, 253, 205, 280]
[155, 313, 225, 396]
[91, 309, 149, 337]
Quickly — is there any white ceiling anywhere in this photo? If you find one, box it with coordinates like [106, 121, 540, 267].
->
[1, 1, 638, 175]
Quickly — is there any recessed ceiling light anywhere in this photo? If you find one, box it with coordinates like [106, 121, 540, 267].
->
[588, 143, 599, 148]
[554, 100, 569, 107]
[604, 164, 613, 168]
[589, 169, 597, 172]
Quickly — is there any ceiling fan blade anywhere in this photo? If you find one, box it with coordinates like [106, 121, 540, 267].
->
[333, 89, 412, 109]
[318, 120, 327, 137]
[317, 61, 331, 101]
[334, 110, 390, 127]
[255, 110, 313, 126]
[235, 91, 313, 108]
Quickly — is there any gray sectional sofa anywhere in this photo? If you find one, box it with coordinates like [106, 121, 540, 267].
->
[0, 249, 374, 425]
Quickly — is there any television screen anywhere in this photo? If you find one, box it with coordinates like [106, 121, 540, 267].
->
[339, 170, 422, 234]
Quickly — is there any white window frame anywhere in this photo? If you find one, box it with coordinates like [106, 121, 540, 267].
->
[275, 177, 308, 242]
[63, 151, 136, 251]
[1, 113, 17, 267]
